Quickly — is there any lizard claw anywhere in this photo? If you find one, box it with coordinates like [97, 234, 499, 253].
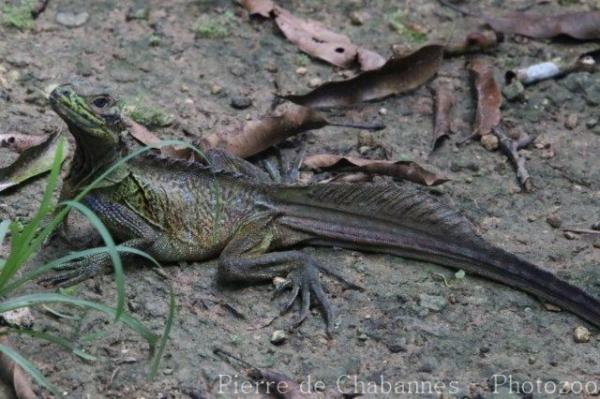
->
[39, 258, 106, 288]
[279, 263, 336, 337]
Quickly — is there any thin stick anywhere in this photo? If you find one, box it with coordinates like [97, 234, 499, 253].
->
[493, 126, 532, 191]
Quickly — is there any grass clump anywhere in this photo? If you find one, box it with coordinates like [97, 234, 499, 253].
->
[295, 54, 310, 67]
[0, 139, 175, 394]
[1, 0, 35, 30]
[194, 11, 236, 39]
[387, 11, 428, 44]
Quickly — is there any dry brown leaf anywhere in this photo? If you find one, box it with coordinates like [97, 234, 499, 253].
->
[284, 45, 444, 108]
[126, 105, 384, 161]
[484, 11, 600, 40]
[0, 336, 37, 399]
[239, 0, 385, 71]
[469, 57, 501, 138]
[431, 78, 454, 154]
[303, 154, 449, 186]
[124, 117, 195, 160]
[0, 132, 69, 193]
[0, 132, 48, 154]
[198, 104, 328, 158]
[238, 0, 273, 18]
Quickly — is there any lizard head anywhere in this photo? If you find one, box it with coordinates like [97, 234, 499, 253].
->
[49, 83, 128, 194]
[49, 83, 124, 147]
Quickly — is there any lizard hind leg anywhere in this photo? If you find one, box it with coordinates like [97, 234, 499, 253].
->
[218, 214, 335, 335]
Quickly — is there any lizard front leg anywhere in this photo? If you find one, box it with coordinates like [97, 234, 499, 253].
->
[218, 213, 335, 335]
[40, 195, 158, 287]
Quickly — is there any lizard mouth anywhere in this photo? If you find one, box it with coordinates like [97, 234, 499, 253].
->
[49, 85, 107, 131]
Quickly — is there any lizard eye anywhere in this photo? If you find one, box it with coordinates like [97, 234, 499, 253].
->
[92, 96, 110, 108]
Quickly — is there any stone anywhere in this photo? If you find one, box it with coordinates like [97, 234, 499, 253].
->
[564, 114, 578, 130]
[546, 214, 561, 229]
[230, 96, 252, 109]
[502, 80, 524, 102]
[418, 294, 448, 312]
[481, 134, 499, 151]
[270, 330, 287, 345]
[573, 326, 591, 343]
[56, 10, 89, 27]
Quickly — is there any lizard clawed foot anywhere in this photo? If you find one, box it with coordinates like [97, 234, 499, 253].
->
[273, 263, 335, 336]
[39, 257, 108, 288]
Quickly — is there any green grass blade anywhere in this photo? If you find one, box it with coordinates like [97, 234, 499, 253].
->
[8, 327, 96, 361]
[0, 342, 61, 397]
[60, 200, 125, 321]
[3, 245, 161, 296]
[149, 283, 176, 379]
[0, 137, 64, 290]
[0, 293, 159, 347]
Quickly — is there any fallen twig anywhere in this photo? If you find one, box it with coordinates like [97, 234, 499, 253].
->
[493, 126, 532, 191]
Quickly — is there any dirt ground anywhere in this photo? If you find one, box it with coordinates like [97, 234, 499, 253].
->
[1, 0, 599, 398]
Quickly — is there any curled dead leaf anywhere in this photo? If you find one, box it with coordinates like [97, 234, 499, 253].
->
[303, 154, 449, 186]
[431, 78, 455, 154]
[198, 103, 328, 158]
[238, 0, 273, 18]
[469, 57, 501, 138]
[0, 336, 37, 399]
[484, 11, 600, 40]
[0, 132, 48, 154]
[0, 132, 68, 193]
[284, 45, 444, 108]
[126, 105, 382, 161]
[239, 0, 385, 71]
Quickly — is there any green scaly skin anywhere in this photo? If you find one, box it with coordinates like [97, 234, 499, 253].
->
[43, 84, 600, 336]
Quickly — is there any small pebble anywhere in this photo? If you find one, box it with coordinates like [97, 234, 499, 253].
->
[564, 114, 578, 129]
[230, 96, 252, 110]
[270, 330, 287, 345]
[308, 77, 322, 88]
[210, 84, 222, 95]
[546, 214, 562, 229]
[56, 10, 89, 27]
[480, 134, 499, 151]
[591, 222, 600, 231]
[378, 107, 387, 115]
[349, 11, 366, 25]
[544, 303, 562, 312]
[265, 62, 278, 73]
[296, 67, 307, 76]
[563, 231, 577, 240]
[586, 118, 598, 128]
[502, 79, 525, 101]
[573, 326, 591, 343]
[527, 214, 537, 222]
[357, 333, 368, 341]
